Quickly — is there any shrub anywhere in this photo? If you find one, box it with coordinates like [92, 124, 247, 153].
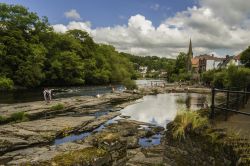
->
[50, 103, 65, 111]
[0, 115, 6, 123]
[171, 110, 209, 140]
[0, 77, 14, 90]
[10, 112, 28, 122]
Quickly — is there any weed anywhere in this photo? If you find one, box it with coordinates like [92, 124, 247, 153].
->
[10, 111, 28, 122]
[50, 103, 64, 111]
[172, 110, 209, 140]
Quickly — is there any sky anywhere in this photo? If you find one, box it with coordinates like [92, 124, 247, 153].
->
[1, 0, 250, 58]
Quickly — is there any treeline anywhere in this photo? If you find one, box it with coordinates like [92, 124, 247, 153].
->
[121, 52, 176, 78]
[0, 3, 136, 90]
[202, 65, 250, 89]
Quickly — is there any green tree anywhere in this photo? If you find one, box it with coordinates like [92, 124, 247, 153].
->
[240, 46, 250, 67]
[175, 52, 187, 74]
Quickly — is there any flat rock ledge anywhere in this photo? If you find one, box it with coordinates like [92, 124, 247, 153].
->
[0, 119, 165, 166]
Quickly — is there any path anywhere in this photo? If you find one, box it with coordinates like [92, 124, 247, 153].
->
[215, 101, 250, 139]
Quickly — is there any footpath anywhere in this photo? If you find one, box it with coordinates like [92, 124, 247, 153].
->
[215, 101, 250, 139]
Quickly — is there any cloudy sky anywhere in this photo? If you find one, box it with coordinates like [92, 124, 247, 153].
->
[2, 0, 250, 58]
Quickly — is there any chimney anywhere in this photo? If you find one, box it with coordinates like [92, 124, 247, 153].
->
[212, 54, 214, 57]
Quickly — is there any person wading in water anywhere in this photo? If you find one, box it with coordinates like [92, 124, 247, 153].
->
[43, 88, 52, 103]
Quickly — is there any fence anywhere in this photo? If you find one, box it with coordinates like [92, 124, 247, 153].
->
[210, 87, 250, 120]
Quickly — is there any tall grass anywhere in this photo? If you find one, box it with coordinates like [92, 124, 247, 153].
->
[172, 110, 209, 140]
[50, 103, 65, 111]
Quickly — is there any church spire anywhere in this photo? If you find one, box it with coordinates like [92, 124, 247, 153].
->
[186, 38, 193, 72]
[188, 38, 193, 58]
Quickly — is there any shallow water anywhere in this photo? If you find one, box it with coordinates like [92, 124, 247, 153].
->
[120, 93, 209, 127]
[53, 93, 209, 146]
[0, 85, 124, 104]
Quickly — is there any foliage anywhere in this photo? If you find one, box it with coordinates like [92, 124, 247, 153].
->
[240, 46, 250, 67]
[10, 111, 28, 122]
[50, 103, 65, 111]
[174, 52, 187, 74]
[51, 147, 107, 165]
[201, 65, 250, 89]
[172, 110, 209, 140]
[0, 3, 136, 88]
[0, 77, 14, 90]
[0, 115, 6, 123]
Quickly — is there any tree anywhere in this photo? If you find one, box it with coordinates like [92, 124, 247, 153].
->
[241, 46, 250, 67]
[175, 52, 187, 74]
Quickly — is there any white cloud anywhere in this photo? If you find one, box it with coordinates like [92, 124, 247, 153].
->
[64, 9, 81, 20]
[54, 1, 250, 58]
[53, 21, 91, 33]
[150, 4, 160, 11]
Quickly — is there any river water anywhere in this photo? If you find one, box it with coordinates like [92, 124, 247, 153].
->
[53, 92, 209, 146]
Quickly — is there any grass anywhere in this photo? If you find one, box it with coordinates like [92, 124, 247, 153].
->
[10, 111, 29, 122]
[51, 147, 107, 165]
[0, 111, 29, 124]
[50, 103, 65, 111]
[171, 110, 209, 140]
[0, 115, 6, 123]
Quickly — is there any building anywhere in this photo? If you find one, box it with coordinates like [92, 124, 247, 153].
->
[194, 54, 224, 72]
[186, 39, 193, 72]
[218, 54, 242, 68]
[138, 66, 148, 78]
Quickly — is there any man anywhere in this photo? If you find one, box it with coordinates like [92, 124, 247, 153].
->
[43, 88, 52, 103]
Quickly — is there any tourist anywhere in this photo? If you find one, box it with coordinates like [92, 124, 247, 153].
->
[43, 88, 52, 103]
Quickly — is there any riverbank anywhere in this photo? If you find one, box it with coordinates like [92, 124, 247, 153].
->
[0, 87, 247, 166]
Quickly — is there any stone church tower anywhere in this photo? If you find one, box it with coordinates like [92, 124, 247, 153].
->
[186, 39, 193, 72]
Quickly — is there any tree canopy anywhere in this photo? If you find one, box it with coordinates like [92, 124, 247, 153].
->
[0, 3, 136, 89]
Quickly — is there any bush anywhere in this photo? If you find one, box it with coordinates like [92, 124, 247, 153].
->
[171, 110, 209, 140]
[10, 112, 28, 122]
[0, 115, 6, 123]
[0, 77, 14, 90]
[122, 79, 137, 90]
[50, 103, 65, 111]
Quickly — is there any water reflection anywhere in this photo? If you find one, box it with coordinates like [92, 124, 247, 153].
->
[120, 93, 209, 127]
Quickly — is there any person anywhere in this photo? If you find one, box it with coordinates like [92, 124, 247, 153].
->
[43, 88, 52, 103]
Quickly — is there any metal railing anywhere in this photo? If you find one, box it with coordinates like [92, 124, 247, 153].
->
[210, 87, 250, 120]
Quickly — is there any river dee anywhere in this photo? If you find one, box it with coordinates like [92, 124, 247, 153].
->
[120, 93, 209, 127]
[53, 93, 209, 146]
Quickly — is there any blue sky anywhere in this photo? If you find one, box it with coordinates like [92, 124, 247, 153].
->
[1, 0, 249, 58]
[1, 0, 196, 27]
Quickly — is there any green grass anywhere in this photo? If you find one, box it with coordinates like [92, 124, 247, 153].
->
[0, 115, 6, 123]
[10, 111, 29, 122]
[171, 110, 209, 140]
[50, 103, 65, 111]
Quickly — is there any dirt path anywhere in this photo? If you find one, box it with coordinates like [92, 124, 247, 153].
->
[215, 101, 250, 139]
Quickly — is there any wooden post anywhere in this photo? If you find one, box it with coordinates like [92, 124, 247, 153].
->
[244, 88, 247, 105]
[210, 87, 215, 119]
[225, 89, 229, 121]
[236, 93, 240, 111]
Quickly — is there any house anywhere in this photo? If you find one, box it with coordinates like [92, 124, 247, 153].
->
[193, 54, 224, 72]
[218, 54, 242, 68]
[139, 66, 148, 78]
[191, 58, 199, 73]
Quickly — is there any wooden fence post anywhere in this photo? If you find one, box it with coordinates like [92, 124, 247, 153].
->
[210, 87, 215, 119]
[225, 89, 229, 121]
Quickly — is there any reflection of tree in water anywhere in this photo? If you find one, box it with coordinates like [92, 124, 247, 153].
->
[185, 94, 208, 109]
[185, 94, 191, 109]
